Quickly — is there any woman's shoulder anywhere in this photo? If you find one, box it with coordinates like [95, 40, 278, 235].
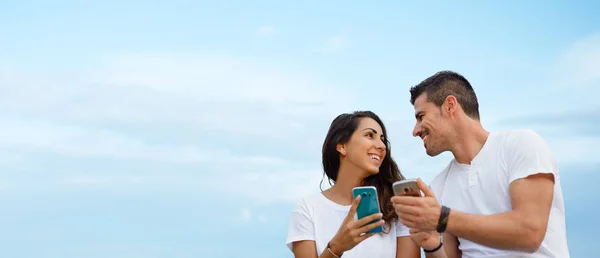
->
[291, 192, 325, 210]
[290, 192, 343, 215]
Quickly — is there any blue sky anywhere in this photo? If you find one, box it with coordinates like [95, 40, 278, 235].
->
[0, 1, 599, 257]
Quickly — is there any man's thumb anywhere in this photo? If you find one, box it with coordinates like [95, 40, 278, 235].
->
[417, 178, 435, 197]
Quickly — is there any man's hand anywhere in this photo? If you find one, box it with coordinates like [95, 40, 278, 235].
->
[391, 178, 441, 231]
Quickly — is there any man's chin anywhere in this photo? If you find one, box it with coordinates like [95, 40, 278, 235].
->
[425, 148, 443, 157]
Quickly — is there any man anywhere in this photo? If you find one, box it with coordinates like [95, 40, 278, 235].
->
[391, 71, 570, 257]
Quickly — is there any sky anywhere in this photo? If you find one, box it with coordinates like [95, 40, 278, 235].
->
[0, 1, 599, 257]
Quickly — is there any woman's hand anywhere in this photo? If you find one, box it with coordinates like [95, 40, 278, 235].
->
[328, 195, 385, 255]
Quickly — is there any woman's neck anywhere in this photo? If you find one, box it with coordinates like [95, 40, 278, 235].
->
[323, 165, 365, 206]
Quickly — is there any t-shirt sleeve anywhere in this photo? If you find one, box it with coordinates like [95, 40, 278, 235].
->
[504, 129, 558, 184]
[285, 198, 315, 251]
[395, 219, 410, 237]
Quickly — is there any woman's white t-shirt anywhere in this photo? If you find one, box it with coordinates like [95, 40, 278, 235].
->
[286, 192, 411, 258]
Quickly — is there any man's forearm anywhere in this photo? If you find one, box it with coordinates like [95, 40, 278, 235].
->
[446, 209, 543, 252]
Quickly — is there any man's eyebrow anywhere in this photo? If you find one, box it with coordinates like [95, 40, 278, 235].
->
[415, 111, 423, 119]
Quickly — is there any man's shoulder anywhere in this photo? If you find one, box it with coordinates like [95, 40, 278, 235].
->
[491, 128, 548, 150]
[493, 128, 544, 141]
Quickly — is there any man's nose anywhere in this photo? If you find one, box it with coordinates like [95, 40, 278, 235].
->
[412, 124, 421, 137]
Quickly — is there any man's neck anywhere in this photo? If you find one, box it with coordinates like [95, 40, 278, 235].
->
[451, 120, 490, 164]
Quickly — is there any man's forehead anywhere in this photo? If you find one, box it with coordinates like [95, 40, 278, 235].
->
[413, 93, 430, 112]
[414, 93, 429, 105]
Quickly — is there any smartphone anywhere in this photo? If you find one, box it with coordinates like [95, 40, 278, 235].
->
[392, 178, 422, 197]
[352, 186, 383, 233]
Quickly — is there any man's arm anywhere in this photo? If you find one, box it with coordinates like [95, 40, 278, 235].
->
[446, 173, 554, 252]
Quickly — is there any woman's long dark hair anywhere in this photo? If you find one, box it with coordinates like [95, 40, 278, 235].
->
[321, 111, 405, 232]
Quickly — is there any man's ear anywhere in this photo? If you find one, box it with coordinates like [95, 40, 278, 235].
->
[444, 95, 459, 115]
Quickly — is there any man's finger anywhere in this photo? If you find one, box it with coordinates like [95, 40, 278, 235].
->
[393, 203, 421, 216]
[398, 211, 419, 225]
[390, 196, 421, 206]
[417, 178, 436, 198]
[409, 228, 424, 234]
[400, 218, 415, 228]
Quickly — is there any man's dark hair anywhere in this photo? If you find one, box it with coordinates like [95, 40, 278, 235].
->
[409, 70, 480, 120]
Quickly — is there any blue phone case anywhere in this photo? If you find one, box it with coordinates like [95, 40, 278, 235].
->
[352, 186, 383, 233]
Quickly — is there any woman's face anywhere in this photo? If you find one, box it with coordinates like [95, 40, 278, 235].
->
[339, 117, 387, 175]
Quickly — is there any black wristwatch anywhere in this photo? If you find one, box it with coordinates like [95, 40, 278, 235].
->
[423, 233, 444, 253]
[436, 205, 451, 233]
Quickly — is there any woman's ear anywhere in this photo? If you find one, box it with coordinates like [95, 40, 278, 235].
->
[336, 144, 346, 157]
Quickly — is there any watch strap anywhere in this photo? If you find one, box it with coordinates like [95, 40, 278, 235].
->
[436, 205, 451, 233]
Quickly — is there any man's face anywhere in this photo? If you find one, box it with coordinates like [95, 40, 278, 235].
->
[412, 93, 452, 157]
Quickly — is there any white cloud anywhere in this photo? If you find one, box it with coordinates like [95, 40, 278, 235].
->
[240, 208, 252, 223]
[555, 33, 600, 88]
[257, 214, 269, 223]
[222, 169, 326, 205]
[545, 137, 600, 167]
[0, 115, 288, 166]
[319, 32, 349, 53]
[1, 53, 355, 139]
[0, 53, 359, 201]
[235, 208, 269, 224]
[2, 32, 599, 206]
[257, 26, 275, 36]
[0, 117, 201, 163]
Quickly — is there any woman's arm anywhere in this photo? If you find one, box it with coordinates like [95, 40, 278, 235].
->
[439, 233, 461, 258]
[423, 233, 461, 258]
[292, 240, 339, 258]
[292, 241, 319, 258]
[396, 236, 422, 258]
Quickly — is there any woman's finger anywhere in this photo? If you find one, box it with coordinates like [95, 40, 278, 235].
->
[354, 212, 383, 228]
[356, 232, 376, 243]
[358, 219, 385, 234]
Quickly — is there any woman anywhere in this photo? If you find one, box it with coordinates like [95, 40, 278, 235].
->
[286, 111, 421, 258]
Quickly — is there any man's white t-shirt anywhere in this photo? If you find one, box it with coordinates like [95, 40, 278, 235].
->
[430, 129, 570, 258]
[286, 192, 411, 257]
